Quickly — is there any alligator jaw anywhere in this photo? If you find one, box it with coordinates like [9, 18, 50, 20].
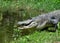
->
[17, 20, 38, 29]
[17, 20, 48, 29]
[17, 19, 32, 26]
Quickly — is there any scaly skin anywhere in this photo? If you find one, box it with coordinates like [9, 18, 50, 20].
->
[17, 10, 60, 29]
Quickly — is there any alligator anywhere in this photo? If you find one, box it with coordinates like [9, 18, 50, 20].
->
[17, 10, 60, 30]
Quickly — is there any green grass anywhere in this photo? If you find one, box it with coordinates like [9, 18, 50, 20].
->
[11, 30, 57, 43]
[0, 0, 60, 43]
[10, 22, 60, 43]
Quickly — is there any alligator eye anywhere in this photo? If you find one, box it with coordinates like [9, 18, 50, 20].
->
[50, 16, 58, 24]
[51, 16, 56, 19]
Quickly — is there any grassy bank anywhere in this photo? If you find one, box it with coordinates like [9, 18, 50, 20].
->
[0, 0, 60, 43]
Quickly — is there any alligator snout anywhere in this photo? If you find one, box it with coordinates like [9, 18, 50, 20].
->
[17, 19, 37, 29]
